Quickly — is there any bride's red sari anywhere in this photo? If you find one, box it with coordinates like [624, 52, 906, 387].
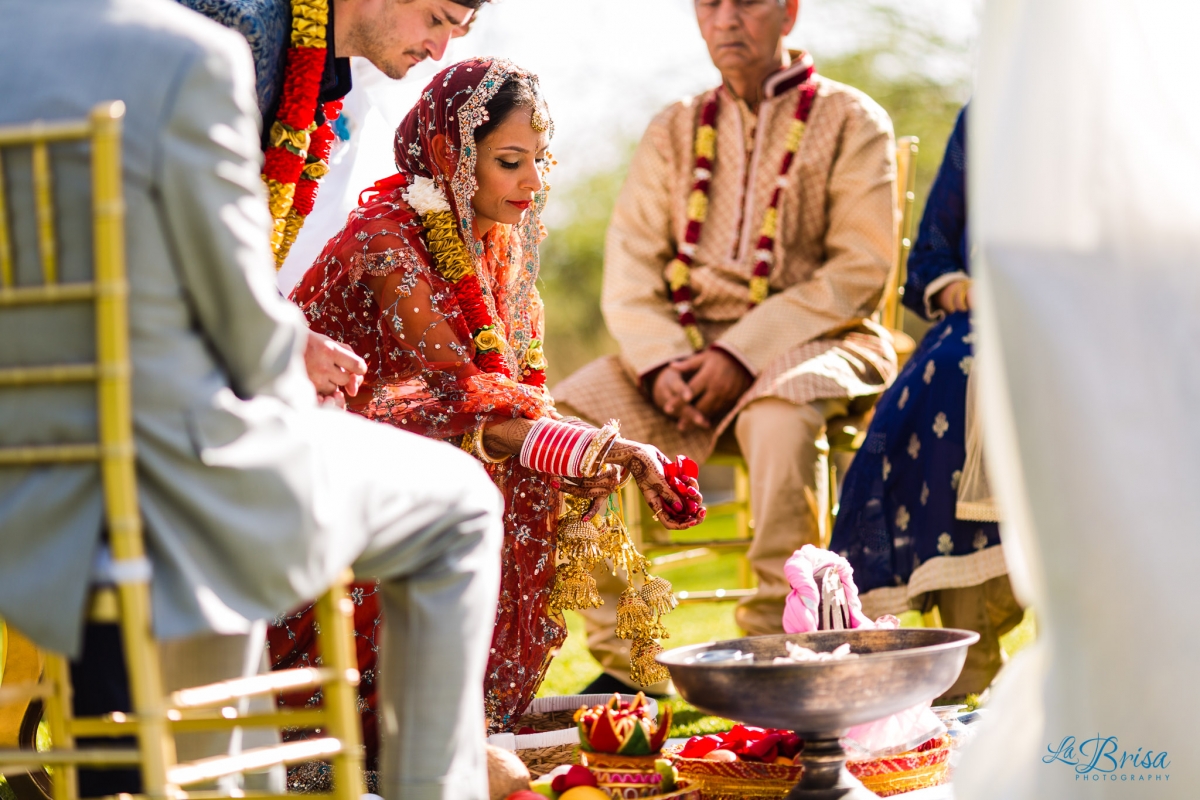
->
[267, 59, 565, 765]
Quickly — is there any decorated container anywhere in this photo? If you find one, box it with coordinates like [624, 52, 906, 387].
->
[578, 751, 670, 799]
[847, 734, 952, 796]
[488, 693, 658, 778]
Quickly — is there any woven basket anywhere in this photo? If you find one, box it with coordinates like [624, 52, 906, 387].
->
[491, 694, 659, 778]
[665, 750, 803, 800]
[847, 736, 951, 797]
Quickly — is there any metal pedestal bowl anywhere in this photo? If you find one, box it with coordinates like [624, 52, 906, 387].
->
[658, 628, 979, 799]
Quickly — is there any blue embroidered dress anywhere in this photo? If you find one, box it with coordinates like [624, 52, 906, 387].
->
[829, 106, 1002, 613]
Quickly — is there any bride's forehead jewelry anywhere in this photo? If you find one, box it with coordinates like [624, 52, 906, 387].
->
[531, 106, 550, 133]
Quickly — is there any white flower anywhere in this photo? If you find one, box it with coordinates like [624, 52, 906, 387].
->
[754, 249, 774, 265]
[403, 175, 450, 216]
[693, 168, 713, 182]
[937, 533, 954, 555]
[680, 242, 697, 258]
[673, 301, 693, 315]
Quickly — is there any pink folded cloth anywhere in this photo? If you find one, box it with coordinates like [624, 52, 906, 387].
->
[782, 545, 896, 633]
[781, 545, 942, 758]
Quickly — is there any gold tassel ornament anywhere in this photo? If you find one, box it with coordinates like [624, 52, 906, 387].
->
[548, 562, 602, 612]
[558, 517, 605, 564]
[548, 480, 679, 687]
[629, 636, 670, 686]
[615, 586, 653, 640]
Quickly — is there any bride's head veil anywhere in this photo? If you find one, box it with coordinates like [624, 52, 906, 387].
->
[392, 58, 553, 263]
[293, 58, 554, 382]
[388, 58, 553, 370]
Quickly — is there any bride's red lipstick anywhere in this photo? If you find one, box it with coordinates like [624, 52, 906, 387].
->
[508, 200, 531, 210]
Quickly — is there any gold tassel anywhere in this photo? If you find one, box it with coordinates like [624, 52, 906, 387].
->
[548, 562, 602, 612]
[615, 586, 653, 640]
[629, 637, 670, 686]
[639, 576, 678, 616]
[558, 518, 604, 565]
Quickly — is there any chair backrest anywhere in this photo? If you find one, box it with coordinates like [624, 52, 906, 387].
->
[0, 101, 135, 541]
[880, 136, 920, 332]
[0, 101, 178, 798]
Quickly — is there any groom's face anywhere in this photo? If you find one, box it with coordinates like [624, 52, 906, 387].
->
[340, 0, 475, 79]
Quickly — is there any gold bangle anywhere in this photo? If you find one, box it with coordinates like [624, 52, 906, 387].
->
[476, 431, 510, 464]
[462, 427, 509, 464]
[581, 422, 620, 478]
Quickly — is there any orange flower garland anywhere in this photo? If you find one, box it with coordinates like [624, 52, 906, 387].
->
[262, 0, 341, 269]
[667, 65, 819, 350]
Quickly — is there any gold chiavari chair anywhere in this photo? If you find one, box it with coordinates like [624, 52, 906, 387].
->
[0, 102, 364, 800]
[623, 137, 920, 603]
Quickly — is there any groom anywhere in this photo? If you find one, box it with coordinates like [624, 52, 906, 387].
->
[180, 0, 490, 406]
[555, 0, 899, 690]
[1, 2, 503, 798]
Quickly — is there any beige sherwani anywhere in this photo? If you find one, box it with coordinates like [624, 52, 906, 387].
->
[554, 57, 899, 673]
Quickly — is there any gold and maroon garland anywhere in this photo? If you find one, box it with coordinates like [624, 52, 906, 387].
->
[262, 0, 342, 269]
[666, 69, 819, 350]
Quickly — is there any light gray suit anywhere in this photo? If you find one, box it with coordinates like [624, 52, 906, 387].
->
[0, 2, 500, 797]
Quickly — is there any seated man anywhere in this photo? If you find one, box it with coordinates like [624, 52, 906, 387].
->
[0, 3, 501, 799]
[554, 0, 898, 689]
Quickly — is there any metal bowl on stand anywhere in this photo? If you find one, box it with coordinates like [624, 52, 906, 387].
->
[658, 628, 979, 799]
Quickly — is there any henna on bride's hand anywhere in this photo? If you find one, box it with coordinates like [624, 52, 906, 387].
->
[481, 417, 536, 457]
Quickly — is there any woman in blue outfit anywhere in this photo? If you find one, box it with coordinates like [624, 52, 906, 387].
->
[829, 105, 1021, 700]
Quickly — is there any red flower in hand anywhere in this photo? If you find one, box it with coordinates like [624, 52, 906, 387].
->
[661, 455, 704, 523]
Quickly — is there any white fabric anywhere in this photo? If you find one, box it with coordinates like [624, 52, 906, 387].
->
[957, 0, 1200, 796]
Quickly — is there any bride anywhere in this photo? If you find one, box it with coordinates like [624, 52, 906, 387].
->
[272, 57, 704, 756]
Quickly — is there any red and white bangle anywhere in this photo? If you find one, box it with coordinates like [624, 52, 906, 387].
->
[522, 418, 610, 478]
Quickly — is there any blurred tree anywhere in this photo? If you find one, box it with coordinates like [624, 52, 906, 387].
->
[541, 1, 972, 386]
[539, 163, 626, 386]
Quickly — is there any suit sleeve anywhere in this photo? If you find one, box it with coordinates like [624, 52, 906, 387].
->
[713, 98, 897, 375]
[600, 109, 695, 377]
[155, 38, 315, 405]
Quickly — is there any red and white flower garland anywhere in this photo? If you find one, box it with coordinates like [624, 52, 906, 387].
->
[667, 71, 819, 350]
[261, 0, 342, 269]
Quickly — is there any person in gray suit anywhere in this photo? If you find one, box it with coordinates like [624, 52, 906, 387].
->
[0, 2, 503, 798]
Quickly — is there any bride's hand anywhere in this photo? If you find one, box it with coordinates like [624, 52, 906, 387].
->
[559, 465, 623, 522]
[606, 440, 705, 530]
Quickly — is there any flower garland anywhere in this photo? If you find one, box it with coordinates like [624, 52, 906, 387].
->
[667, 70, 819, 350]
[403, 176, 546, 385]
[262, 0, 341, 269]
